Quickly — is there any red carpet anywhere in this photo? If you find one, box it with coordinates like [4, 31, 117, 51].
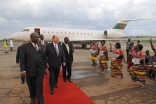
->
[43, 70, 95, 104]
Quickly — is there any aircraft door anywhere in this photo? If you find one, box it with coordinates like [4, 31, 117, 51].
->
[34, 28, 40, 36]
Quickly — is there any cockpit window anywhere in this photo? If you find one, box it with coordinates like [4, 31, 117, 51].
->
[22, 29, 29, 32]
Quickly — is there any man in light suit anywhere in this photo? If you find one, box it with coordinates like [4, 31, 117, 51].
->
[62, 37, 74, 82]
[44, 35, 66, 94]
[39, 34, 48, 75]
[20, 33, 47, 104]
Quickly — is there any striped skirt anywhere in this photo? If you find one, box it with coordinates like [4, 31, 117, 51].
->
[99, 55, 107, 69]
[129, 64, 146, 83]
[91, 53, 98, 63]
[110, 59, 123, 76]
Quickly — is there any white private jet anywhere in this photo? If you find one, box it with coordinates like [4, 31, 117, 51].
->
[9, 19, 149, 48]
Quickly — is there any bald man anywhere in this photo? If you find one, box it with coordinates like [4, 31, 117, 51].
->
[16, 39, 28, 84]
[44, 35, 66, 94]
[20, 33, 47, 104]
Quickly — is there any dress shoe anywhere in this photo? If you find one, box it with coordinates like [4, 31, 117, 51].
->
[55, 85, 58, 88]
[68, 79, 72, 82]
[67, 78, 72, 82]
[30, 98, 36, 104]
[50, 89, 54, 95]
[38, 102, 44, 104]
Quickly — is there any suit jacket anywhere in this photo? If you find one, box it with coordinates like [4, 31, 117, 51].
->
[16, 45, 21, 63]
[126, 41, 132, 52]
[38, 40, 48, 50]
[62, 43, 73, 64]
[44, 43, 66, 69]
[20, 42, 47, 77]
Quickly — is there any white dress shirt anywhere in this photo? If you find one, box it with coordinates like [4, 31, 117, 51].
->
[65, 43, 69, 54]
[31, 42, 39, 51]
[41, 40, 44, 45]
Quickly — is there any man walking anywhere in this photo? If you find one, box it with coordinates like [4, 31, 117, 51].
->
[39, 34, 48, 75]
[126, 38, 131, 63]
[44, 35, 66, 94]
[62, 37, 74, 82]
[16, 39, 28, 84]
[38, 34, 48, 50]
[20, 33, 47, 104]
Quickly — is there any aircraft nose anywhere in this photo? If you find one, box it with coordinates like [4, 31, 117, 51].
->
[9, 32, 19, 39]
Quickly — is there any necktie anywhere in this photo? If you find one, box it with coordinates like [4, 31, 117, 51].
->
[55, 44, 59, 56]
[66, 44, 69, 54]
[34, 44, 38, 52]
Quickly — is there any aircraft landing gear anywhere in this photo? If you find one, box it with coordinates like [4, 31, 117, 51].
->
[82, 44, 87, 48]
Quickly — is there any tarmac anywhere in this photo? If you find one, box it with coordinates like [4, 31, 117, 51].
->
[0, 41, 156, 104]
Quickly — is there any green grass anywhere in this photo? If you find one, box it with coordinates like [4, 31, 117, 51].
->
[0, 40, 21, 42]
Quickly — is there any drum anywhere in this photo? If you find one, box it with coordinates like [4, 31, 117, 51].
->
[147, 64, 153, 70]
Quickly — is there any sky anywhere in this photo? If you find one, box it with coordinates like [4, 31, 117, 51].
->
[0, 0, 155, 39]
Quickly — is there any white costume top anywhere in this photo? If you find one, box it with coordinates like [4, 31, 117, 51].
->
[10, 40, 13, 47]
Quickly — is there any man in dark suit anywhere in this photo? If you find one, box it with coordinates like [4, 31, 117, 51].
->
[38, 34, 48, 50]
[62, 37, 74, 82]
[44, 35, 66, 94]
[16, 39, 28, 84]
[38, 34, 48, 75]
[20, 33, 47, 104]
[126, 38, 131, 63]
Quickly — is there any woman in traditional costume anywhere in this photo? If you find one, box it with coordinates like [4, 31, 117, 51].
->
[127, 42, 135, 71]
[129, 44, 146, 88]
[90, 41, 98, 67]
[110, 43, 125, 79]
[99, 40, 108, 72]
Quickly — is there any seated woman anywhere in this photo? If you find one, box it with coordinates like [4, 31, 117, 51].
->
[145, 50, 151, 64]
[110, 43, 125, 79]
[145, 50, 153, 78]
[99, 40, 108, 73]
[90, 41, 98, 67]
[129, 44, 146, 88]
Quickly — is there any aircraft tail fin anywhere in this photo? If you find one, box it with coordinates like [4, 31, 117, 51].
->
[112, 19, 150, 32]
